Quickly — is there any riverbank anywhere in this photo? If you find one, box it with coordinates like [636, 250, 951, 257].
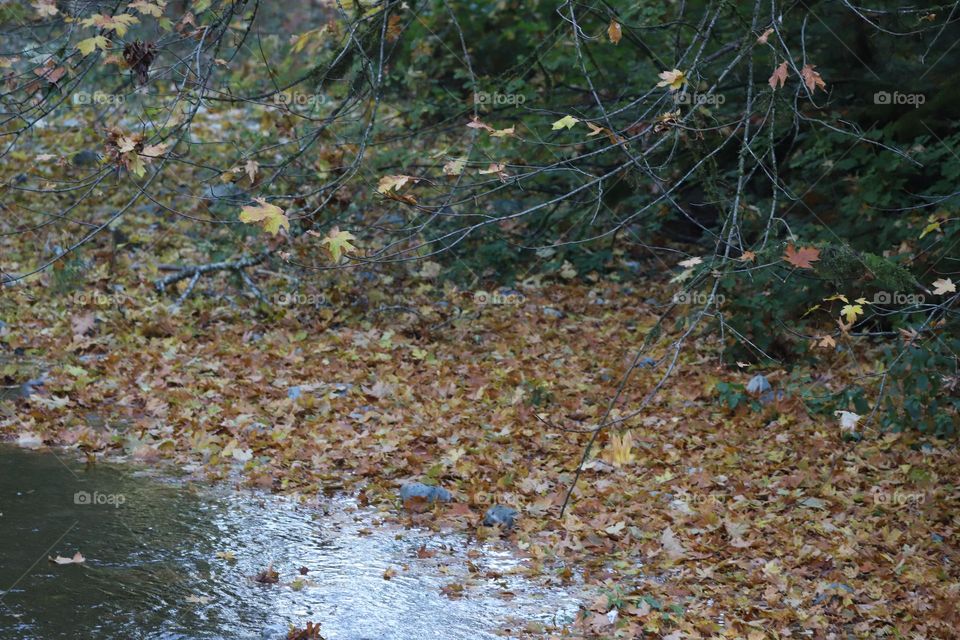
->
[2, 277, 958, 638]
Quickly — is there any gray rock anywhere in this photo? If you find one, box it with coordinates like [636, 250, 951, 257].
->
[746, 374, 771, 395]
[400, 482, 452, 504]
[759, 389, 785, 405]
[482, 505, 518, 529]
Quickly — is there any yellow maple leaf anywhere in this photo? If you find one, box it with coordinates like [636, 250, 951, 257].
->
[840, 303, 863, 324]
[128, 0, 166, 17]
[239, 198, 289, 235]
[377, 175, 415, 194]
[320, 226, 357, 262]
[551, 115, 579, 130]
[77, 36, 110, 57]
[656, 69, 687, 91]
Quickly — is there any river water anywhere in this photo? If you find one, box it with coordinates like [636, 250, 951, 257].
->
[0, 445, 579, 639]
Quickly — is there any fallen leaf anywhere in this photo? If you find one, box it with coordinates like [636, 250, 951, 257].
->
[49, 552, 85, 565]
[660, 526, 687, 559]
[254, 564, 279, 584]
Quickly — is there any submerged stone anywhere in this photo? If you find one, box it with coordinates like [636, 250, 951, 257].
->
[482, 505, 518, 529]
[399, 482, 452, 504]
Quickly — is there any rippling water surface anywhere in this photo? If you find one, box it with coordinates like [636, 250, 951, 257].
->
[0, 445, 579, 639]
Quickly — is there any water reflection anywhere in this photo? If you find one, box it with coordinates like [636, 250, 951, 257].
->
[0, 446, 578, 639]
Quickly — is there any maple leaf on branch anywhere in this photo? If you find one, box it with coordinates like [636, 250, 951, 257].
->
[656, 69, 686, 91]
[801, 64, 826, 93]
[319, 226, 357, 263]
[607, 20, 622, 44]
[768, 62, 788, 90]
[238, 198, 289, 236]
[783, 244, 820, 269]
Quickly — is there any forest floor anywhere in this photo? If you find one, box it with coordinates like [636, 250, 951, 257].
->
[1, 268, 958, 639]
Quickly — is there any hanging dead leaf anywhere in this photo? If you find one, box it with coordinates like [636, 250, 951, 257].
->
[607, 20, 622, 44]
[801, 64, 826, 93]
[768, 61, 788, 90]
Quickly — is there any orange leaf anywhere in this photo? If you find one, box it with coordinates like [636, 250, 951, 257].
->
[801, 64, 826, 93]
[607, 20, 622, 44]
[783, 244, 820, 269]
[768, 61, 788, 90]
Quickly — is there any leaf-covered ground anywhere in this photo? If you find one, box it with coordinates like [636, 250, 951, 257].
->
[2, 268, 958, 639]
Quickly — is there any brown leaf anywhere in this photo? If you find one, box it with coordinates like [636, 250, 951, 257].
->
[768, 61, 788, 90]
[416, 545, 437, 559]
[801, 64, 826, 93]
[660, 526, 687, 559]
[71, 313, 95, 338]
[607, 20, 622, 45]
[254, 563, 279, 584]
[783, 244, 821, 269]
